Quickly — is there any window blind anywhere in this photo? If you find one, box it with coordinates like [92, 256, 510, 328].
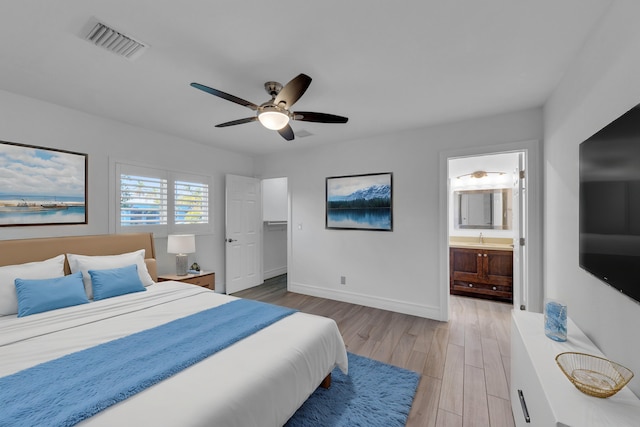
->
[120, 174, 168, 226]
[174, 180, 209, 225]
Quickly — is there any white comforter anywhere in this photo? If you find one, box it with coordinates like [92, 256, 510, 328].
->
[0, 282, 348, 427]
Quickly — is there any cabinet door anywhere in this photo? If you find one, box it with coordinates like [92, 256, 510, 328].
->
[511, 314, 557, 427]
[450, 248, 482, 282]
[484, 250, 513, 286]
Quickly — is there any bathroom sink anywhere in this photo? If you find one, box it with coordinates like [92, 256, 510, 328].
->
[449, 241, 514, 250]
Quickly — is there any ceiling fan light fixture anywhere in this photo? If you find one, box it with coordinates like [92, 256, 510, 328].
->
[190, 73, 348, 140]
[258, 108, 289, 130]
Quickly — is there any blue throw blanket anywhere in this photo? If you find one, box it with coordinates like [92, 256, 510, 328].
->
[0, 299, 296, 427]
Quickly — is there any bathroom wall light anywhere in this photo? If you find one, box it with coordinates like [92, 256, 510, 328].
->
[456, 170, 506, 179]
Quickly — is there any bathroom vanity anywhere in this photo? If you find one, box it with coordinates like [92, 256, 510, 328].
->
[449, 238, 513, 302]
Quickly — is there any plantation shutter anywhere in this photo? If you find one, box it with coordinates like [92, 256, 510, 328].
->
[116, 164, 168, 233]
[113, 162, 213, 235]
[174, 180, 209, 225]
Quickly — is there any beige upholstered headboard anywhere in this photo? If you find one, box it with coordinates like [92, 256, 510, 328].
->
[0, 233, 157, 281]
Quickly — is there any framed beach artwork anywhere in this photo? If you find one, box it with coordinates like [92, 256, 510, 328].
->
[326, 172, 393, 231]
[0, 141, 87, 227]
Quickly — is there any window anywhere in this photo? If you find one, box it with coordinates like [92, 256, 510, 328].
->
[174, 179, 209, 225]
[114, 162, 212, 235]
[120, 173, 168, 226]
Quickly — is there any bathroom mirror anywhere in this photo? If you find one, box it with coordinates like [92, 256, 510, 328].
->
[454, 189, 512, 230]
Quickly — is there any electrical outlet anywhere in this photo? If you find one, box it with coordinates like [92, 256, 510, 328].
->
[340, 276, 346, 285]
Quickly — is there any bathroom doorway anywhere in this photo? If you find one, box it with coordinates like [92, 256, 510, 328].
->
[440, 140, 542, 319]
[448, 153, 521, 305]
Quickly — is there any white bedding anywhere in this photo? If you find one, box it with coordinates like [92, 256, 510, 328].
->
[0, 281, 348, 427]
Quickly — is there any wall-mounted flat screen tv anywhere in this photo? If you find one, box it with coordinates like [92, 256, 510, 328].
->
[580, 105, 640, 305]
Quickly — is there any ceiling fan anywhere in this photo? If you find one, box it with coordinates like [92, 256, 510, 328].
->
[190, 73, 348, 141]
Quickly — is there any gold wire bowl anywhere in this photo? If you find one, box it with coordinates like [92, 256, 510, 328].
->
[556, 352, 634, 398]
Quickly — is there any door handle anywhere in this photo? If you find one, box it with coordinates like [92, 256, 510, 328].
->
[226, 238, 237, 243]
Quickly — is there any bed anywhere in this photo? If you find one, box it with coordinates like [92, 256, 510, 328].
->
[0, 233, 348, 427]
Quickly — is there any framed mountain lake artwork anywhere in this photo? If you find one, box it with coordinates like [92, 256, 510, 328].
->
[326, 172, 393, 231]
[0, 140, 87, 227]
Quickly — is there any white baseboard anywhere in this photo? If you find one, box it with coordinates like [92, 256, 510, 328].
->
[288, 281, 444, 320]
[264, 266, 287, 281]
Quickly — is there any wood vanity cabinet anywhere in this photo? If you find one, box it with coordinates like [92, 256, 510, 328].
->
[449, 247, 513, 302]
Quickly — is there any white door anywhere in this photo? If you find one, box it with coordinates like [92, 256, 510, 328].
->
[225, 174, 262, 294]
[512, 153, 527, 310]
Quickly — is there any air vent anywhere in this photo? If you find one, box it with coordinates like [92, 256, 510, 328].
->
[296, 130, 314, 138]
[84, 21, 147, 60]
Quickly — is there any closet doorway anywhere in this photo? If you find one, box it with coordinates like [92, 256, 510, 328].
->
[262, 177, 288, 283]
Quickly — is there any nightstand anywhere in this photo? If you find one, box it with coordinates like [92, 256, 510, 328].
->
[157, 271, 215, 290]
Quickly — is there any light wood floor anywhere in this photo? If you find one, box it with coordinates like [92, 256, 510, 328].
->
[234, 276, 515, 427]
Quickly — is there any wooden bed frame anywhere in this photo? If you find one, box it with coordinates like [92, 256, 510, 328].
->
[0, 233, 157, 281]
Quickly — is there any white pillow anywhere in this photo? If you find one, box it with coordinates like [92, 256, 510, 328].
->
[0, 254, 66, 316]
[67, 249, 154, 299]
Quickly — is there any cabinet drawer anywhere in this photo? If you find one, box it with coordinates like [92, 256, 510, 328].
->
[451, 280, 512, 301]
[181, 274, 214, 289]
[157, 272, 215, 290]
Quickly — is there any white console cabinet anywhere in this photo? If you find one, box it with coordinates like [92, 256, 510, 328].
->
[511, 311, 640, 426]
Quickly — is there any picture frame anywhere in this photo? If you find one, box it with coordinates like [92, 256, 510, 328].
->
[326, 172, 393, 231]
[0, 140, 87, 227]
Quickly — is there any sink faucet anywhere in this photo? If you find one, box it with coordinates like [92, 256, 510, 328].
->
[479, 232, 484, 244]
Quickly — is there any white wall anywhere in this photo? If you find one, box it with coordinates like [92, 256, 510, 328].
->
[544, 1, 640, 396]
[256, 108, 543, 320]
[0, 89, 254, 291]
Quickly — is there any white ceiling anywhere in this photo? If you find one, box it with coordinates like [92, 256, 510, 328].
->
[0, 0, 612, 156]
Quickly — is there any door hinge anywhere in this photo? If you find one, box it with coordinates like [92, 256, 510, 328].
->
[519, 237, 525, 246]
[519, 170, 525, 179]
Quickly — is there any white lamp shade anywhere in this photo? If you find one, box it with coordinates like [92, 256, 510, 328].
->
[167, 234, 196, 254]
[258, 110, 289, 130]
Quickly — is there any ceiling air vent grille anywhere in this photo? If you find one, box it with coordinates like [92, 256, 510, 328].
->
[84, 22, 147, 60]
[296, 130, 313, 138]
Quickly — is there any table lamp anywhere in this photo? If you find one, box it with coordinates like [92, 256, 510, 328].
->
[167, 234, 195, 276]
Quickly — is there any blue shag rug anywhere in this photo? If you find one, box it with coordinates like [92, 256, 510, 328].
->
[286, 352, 420, 427]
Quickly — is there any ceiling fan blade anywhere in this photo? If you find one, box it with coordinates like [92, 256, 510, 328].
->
[277, 124, 295, 141]
[190, 82, 258, 111]
[215, 117, 258, 128]
[274, 74, 312, 109]
[293, 111, 349, 124]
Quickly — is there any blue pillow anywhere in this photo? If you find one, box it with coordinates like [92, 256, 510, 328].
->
[14, 271, 89, 317]
[89, 264, 146, 301]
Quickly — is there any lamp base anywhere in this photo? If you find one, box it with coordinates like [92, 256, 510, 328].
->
[175, 254, 188, 276]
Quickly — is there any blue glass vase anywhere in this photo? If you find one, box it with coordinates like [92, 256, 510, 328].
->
[544, 299, 567, 342]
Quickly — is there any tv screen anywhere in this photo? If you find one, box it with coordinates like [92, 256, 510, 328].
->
[580, 105, 640, 304]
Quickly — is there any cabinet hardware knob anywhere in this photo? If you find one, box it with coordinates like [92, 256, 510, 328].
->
[469, 283, 473, 287]
[484, 254, 487, 257]
[493, 286, 497, 290]
[478, 253, 482, 257]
